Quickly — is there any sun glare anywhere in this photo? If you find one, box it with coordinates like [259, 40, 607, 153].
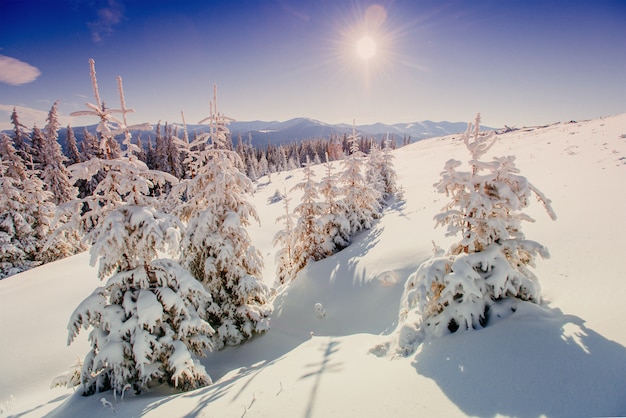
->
[329, 3, 423, 91]
[356, 36, 377, 60]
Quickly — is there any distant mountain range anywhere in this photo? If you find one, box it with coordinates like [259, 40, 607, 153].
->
[226, 117, 495, 146]
[4, 117, 496, 150]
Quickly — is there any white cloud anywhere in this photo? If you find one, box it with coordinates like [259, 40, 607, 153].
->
[89, 0, 124, 43]
[0, 55, 41, 86]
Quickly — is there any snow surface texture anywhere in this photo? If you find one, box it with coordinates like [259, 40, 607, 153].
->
[1, 114, 626, 417]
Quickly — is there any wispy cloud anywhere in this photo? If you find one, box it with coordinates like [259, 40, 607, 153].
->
[88, 0, 124, 43]
[0, 55, 41, 86]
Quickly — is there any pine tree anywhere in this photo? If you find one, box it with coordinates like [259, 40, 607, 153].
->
[154, 122, 168, 172]
[10, 107, 31, 161]
[365, 141, 386, 203]
[318, 157, 350, 256]
[339, 121, 381, 235]
[0, 143, 35, 278]
[380, 136, 399, 199]
[42, 101, 78, 205]
[81, 128, 101, 160]
[366, 136, 399, 204]
[65, 125, 83, 165]
[30, 125, 45, 170]
[67, 205, 213, 395]
[65, 59, 211, 395]
[174, 85, 272, 349]
[389, 114, 557, 356]
[0, 134, 57, 277]
[290, 157, 324, 273]
[273, 191, 297, 285]
[165, 123, 183, 179]
[135, 136, 148, 163]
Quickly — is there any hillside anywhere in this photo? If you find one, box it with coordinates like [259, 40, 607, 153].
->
[1, 114, 625, 417]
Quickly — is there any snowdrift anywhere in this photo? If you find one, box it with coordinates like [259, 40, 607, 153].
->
[1, 114, 625, 417]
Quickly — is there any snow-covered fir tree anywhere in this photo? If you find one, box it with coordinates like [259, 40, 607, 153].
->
[65, 125, 83, 165]
[164, 124, 183, 179]
[387, 114, 556, 356]
[42, 101, 78, 205]
[0, 145, 36, 278]
[289, 156, 325, 274]
[172, 85, 272, 349]
[81, 128, 101, 161]
[65, 59, 212, 395]
[153, 122, 169, 172]
[339, 121, 381, 235]
[273, 191, 297, 285]
[365, 141, 386, 204]
[10, 107, 31, 162]
[318, 156, 350, 257]
[67, 205, 214, 395]
[29, 125, 45, 169]
[0, 134, 57, 277]
[379, 136, 399, 201]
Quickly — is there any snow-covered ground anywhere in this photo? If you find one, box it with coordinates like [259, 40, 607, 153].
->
[1, 113, 626, 417]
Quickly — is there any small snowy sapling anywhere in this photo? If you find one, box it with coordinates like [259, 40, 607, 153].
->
[389, 113, 556, 356]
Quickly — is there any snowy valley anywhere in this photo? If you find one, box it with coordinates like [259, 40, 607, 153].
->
[1, 112, 626, 418]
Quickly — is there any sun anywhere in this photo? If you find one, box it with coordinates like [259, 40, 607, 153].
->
[356, 36, 377, 60]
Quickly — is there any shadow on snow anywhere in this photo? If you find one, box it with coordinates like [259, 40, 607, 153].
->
[413, 302, 626, 418]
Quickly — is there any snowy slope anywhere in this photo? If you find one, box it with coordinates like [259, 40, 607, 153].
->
[1, 114, 626, 417]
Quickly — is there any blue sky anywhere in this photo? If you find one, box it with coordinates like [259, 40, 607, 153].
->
[1, 0, 625, 131]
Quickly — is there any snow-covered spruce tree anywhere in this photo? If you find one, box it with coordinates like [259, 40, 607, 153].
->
[66, 60, 157, 235]
[389, 114, 556, 356]
[67, 205, 213, 395]
[318, 156, 350, 257]
[0, 151, 37, 278]
[379, 136, 399, 201]
[10, 107, 31, 162]
[365, 140, 385, 203]
[65, 60, 212, 395]
[273, 191, 297, 285]
[43, 101, 78, 205]
[0, 134, 56, 277]
[65, 125, 83, 165]
[172, 85, 272, 350]
[29, 125, 46, 169]
[289, 157, 325, 274]
[339, 121, 382, 235]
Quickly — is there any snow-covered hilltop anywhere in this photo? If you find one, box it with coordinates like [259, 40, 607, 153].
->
[1, 113, 626, 417]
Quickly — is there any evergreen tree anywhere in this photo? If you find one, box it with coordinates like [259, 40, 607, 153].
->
[0, 137, 35, 278]
[339, 121, 381, 235]
[365, 141, 386, 204]
[173, 85, 272, 349]
[318, 157, 350, 256]
[154, 122, 168, 172]
[67, 205, 213, 395]
[65, 125, 83, 165]
[273, 191, 296, 285]
[165, 123, 183, 179]
[366, 136, 399, 204]
[380, 136, 399, 199]
[0, 134, 57, 277]
[81, 128, 101, 160]
[10, 107, 31, 161]
[389, 114, 557, 356]
[64, 59, 211, 395]
[135, 136, 147, 164]
[42, 101, 78, 205]
[290, 157, 324, 273]
[30, 125, 45, 170]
